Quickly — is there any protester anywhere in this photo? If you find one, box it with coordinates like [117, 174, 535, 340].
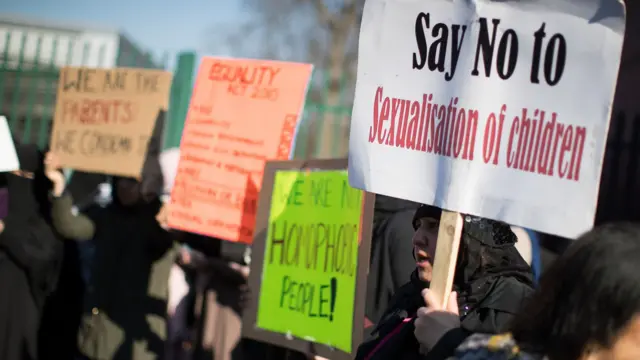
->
[355, 204, 534, 360]
[45, 151, 174, 360]
[366, 195, 420, 327]
[0, 142, 60, 360]
[166, 244, 197, 360]
[448, 222, 640, 360]
[175, 231, 247, 360]
[167, 228, 308, 360]
[38, 150, 96, 360]
[158, 148, 196, 360]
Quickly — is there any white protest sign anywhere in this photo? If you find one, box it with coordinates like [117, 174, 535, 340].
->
[0, 116, 20, 172]
[348, 0, 625, 238]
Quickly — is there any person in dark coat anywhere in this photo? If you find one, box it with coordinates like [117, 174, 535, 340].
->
[0, 142, 61, 360]
[38, 151, 102, 360]
[366, 195, 420, 327]
[47, 150, 174, 360]
[355, 205, 534, 360]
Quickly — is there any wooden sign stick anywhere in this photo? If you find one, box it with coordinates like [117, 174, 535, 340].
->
[429, 210, 464, 308]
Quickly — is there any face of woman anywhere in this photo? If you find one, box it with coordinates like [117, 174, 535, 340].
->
[585, 316, 640, 360]
[412, 217, 439, 282]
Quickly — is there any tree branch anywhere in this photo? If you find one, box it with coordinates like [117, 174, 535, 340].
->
[308, 0, 334, 28]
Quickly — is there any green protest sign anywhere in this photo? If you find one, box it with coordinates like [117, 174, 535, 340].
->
[243, 159, 374, 360]
[255, 169, 362, 352]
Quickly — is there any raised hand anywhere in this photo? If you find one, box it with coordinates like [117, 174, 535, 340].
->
[44, 152, 66, 196]
[156, 202, 170, 230]
[229, 261, 250, 279]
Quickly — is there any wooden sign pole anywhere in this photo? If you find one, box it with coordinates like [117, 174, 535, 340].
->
[429, 210, 464, 307]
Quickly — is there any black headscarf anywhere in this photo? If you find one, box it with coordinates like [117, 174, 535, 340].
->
[109, 140, 164, 208]
[14, 142, 53, 221]
[4, 140, 52, 220]
[356, 206, 534, 360]
[1, 141, 61, 307]
[453, 215, 534, 319]
[412, 205, 534, 323]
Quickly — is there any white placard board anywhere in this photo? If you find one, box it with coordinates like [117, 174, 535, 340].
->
[159, 147, 180, 202]
[0, 116, 20, 172]
[348, 0, 625, 238]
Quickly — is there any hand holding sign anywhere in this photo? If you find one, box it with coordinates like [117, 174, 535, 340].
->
[420, 288, 459, 314]
[414, 288, 460, 354]
[229, 261, 250, 279]
[44, 152, 66, 197]
[179, 247, 191, 265]
[156, 202, 170, 230]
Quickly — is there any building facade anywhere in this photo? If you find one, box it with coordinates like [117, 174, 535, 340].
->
[0, 14, 165, 145]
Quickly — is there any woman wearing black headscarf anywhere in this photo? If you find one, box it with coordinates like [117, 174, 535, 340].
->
[354, 205, 534, 360]
[44, 148, 174, 360]
[0, 142, 60, 360]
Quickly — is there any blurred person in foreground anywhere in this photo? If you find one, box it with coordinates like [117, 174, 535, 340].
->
[419, 222, 640, 360]
[0, 142, 60, 360]
[45, 151, 174, 360]
[355, 204, 534, 360]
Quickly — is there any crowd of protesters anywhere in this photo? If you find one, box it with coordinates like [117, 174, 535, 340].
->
[2, 137, 640, 360]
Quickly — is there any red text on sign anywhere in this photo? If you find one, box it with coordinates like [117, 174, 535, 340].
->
[369, 86, 479, 160]
[60, 98, 137, 125]
[506, 108, 586, 181]
[209, 62, 281, 86]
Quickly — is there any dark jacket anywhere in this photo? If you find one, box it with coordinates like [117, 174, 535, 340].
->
[0, 143, 61, 360]
[74, 192, 173, 360]
[366, 195, 420, 325]
[355, 211, 535, 360]
[38, 183, 104, 360]
[49, 165, 173, 360]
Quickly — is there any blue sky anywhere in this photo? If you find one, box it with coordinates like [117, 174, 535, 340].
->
[0, 0, 249, 65]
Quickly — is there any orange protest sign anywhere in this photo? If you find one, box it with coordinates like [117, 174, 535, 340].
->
[168, 57, 313, 244]
[50, 67, 172, 177]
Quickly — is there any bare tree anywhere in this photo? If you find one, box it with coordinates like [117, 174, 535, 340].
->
[223, 0, 364, 158]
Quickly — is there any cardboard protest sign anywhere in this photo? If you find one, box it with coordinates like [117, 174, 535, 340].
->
[348, 0, 625, 238]
[0, 116, 19, 173]
[168, 57, 313, 244]
[50, 67, 172, 178]
[242, 159, 374, 360]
